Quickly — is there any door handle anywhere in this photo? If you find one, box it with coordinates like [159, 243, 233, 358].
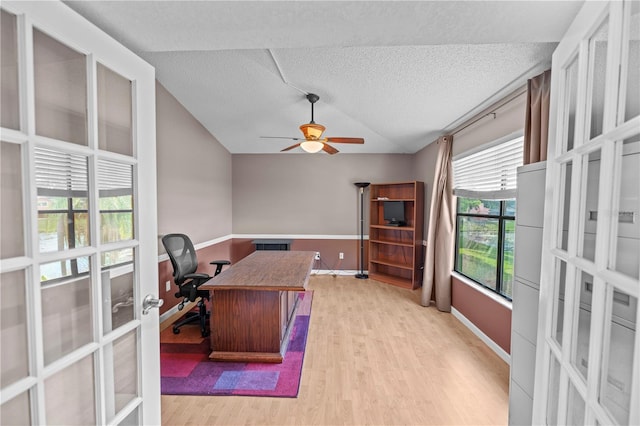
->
[142, 294, 164, 315]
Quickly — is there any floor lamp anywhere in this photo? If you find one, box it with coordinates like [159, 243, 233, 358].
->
[354, 182, 370, 279]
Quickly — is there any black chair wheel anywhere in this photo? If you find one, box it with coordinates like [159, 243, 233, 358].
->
[201, 330, 210, 338]
[173, 326, 180, 334]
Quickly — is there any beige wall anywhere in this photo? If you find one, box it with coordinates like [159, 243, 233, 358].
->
[452, 91, 526, 158]
[412, 140, 440, 235]
[231, 154, 414, 235]
[155, 81, 232, 252]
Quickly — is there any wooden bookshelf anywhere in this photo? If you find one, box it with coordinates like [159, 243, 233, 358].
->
[368, 181, 424, 289]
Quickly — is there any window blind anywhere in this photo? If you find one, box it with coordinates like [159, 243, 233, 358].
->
[98, 159, 132, 196]
[35, 147, 88, 197]
[452, 135, 523, 200]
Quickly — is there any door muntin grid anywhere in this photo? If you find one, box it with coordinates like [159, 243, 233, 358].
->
[535, 1, 640, 425]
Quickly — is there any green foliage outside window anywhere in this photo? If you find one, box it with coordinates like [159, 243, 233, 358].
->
[38, 193, 134, 282]
[100, 194, 134, 243]
[38, 194, 133, 252]
[455, 197, 515, 299]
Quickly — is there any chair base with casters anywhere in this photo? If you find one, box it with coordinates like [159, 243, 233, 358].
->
[162, 233, 230, 338]
[171, 260, 230, 337]
[172, 289, 210, 337]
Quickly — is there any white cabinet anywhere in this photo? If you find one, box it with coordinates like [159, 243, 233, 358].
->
[511, 280, 539, 344]
[509, 162, 547, 425]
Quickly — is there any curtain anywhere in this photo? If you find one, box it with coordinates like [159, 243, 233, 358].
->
[524, 69, 551, 164]
[421, 135, 455, 311]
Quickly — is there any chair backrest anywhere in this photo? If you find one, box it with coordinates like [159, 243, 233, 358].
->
[161, 233, 199, 285]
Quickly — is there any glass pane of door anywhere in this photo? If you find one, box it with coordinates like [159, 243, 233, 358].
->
[98, 159, 133, 243]
[563, 57, 580, 153]
[567, 382, 586, 424]
[35, 148, 90, 253]
[40, 261, 92, 365]
[1, 141, 24, 257]
[44, 354, 95, 425]
[33, 28, 87, 145]
[611, 137, 640, 279]
[0, 390, 30, 425]
[102, 249, 135, 334]
[573, 271, 594, 381]
[588, 17, 610, 140]
[553, 260, 568, 346]
[97, 63, 133, 155]
[105, 331, 138, 422]
[547, 355, 562, 424]
[599, 286, 637, 424]
[0, 269, 28, 388]
[582, 150, 601, 261]
[560, 161, 573, 251]
[622, 2, 639, 122]
[1, 10, 19, 130]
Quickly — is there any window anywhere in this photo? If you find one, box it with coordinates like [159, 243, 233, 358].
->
[452, 134, 523, 299]
[455, 198, 515, 298]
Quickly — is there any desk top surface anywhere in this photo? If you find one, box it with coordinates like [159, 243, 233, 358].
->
[202, 250, 315, 291]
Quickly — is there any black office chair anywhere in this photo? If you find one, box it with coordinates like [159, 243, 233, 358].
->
[161, 233, 230, 337]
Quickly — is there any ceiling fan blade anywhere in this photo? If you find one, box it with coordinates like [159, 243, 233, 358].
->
[261, 136, 303, 141]
[325, 137, 365, 144]
[322, 144, 339, 155]
[280, 143, 302, 152]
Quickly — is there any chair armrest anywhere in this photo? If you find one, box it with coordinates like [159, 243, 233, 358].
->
[184, 273, 210, 280]
[210, 260, 231, 276]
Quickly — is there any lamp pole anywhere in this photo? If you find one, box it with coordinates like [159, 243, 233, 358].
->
[354, 182, 370, 279]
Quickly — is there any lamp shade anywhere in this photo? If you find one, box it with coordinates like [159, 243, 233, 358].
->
[300, 141, 324, 153]
[299, 123, 325, 140]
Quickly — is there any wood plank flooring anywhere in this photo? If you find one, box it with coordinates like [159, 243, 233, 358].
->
[161, 275, 509, 425]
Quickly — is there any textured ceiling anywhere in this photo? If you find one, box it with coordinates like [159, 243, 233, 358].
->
[65, 1, 584, 154]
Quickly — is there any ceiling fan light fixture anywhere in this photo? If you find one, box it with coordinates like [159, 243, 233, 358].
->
[300, 140, 324, 153]
[300, 123, 325, 140]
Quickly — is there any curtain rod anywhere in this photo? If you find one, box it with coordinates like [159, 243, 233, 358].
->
[450, 85, 527, 136]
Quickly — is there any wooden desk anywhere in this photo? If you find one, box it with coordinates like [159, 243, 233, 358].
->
[202, 250, 315, 363]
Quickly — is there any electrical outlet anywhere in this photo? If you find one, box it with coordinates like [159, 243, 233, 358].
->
[315, 252, 321, 260]
[165, 280, 171, 292]
[339, 252, 344, 259]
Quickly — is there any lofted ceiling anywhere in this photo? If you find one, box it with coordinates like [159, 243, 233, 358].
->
[64, 1, 583, 154]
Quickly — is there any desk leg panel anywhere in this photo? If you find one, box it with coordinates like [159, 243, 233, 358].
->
[210, 290, 281, 355]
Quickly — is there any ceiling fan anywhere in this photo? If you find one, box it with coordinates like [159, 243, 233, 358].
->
[261, 93, 365, 154]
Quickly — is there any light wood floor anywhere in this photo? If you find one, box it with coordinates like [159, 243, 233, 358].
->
[161, 275, 509, 425]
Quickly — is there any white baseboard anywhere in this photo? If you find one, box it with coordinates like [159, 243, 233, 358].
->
[451, 306, 511, 365]
[311, 269, 362, 276]
[159, 304, 181, 325]
[159, 298, 200, 326]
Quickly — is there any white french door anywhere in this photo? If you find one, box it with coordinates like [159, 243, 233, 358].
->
[0, 2, 161, 424]
[533, 1, 639, 425]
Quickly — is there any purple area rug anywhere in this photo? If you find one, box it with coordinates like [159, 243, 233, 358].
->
[161, 291, 312, 397]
